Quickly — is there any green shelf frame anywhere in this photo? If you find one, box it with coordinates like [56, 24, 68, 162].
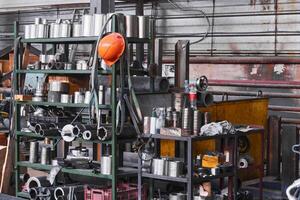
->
[15, 101, 111, 109]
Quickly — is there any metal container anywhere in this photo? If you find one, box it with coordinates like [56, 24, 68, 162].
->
[173, 93, 184, 112]
[50, 23, 60, 38]
[60, 94, 72, 103]
[82, 14, 93, 36]
[37, 24, 48, 38]
[72, 22, 82, 37]
[138, 16, 149, 38]
[101, 156, 112, 175]
[74, 91, 84, 104]
[168, 161, 183, 177]
[152, 158, 166, 176]
[48, 91, 61, 103]
[60, 22, 71, 37]
[35, 17, 42, 25]
[193, 110, 201, 135]
[29, 141, 39, 163]
[41, 146, 51, 165]
[172, 111, 180, 128]
[94, 14, 106, 36]
[182, 108, 192, 134]
[84, 91, 92, 104]
[48, 81, 69, 93]
[143, 116, 151, 134]
[125, 15, 138, 37]
[30, 24, 37, 39]
[24, 25, 31, 39]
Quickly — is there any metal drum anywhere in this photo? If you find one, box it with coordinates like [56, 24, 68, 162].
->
[125, 15, 138, 37]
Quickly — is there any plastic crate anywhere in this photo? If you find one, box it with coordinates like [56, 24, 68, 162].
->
[84, 183, 147, 200]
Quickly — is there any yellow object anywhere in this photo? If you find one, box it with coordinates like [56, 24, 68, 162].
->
[202, 155, 220, 168]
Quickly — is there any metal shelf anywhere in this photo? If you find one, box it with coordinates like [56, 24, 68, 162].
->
[15, 101, 111, 109]
[16, 69, 112, 75]
[142, 172, 188, 183]
[21, 37, 150, 44]
[192, 172, 235, 184]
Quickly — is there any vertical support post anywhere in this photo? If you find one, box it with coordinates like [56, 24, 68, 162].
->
[154, 39, 163, 76]
[175, 40, 190, 88]
[267, 116, 281, 177]
[187, 138, 193, 200]
[90, 0, 115, 14]
[136, 0, 144, 68]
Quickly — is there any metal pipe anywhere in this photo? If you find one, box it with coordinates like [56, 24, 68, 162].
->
[27, 176, 51, 188]
[97, 126, 110, 141]
[40, 129, 60, 137]
[163, 56, 300, 64]
[209, 79, 300, 89]
[209, 90, 300, 99]
[28, 188, 38, 200]
[54, 187, 67, 200]
[269, 106, 300, 112]
[20, 173, 30, 183]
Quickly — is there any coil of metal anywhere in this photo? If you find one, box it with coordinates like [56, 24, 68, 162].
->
[24, 25, 31, 39]
[101, 155, 112, 175]
[41, 146, 51, 165]
[60, 94, 72, 103]
[182, 108, 192, 134]
[168, 161, 183, 177]
[94, 14, 106, 36]
[48, 91, 61, 103]
[152, 158, 166, 176]
[60, 22, 71, 37]
[125, 15, 138, 37]
[138, 16, 149, 38]
[36, 24, 48, 38]
[97, 126, 110, 141]
[82, 14, 93, 36]
[27, 176, 51, 188]
[29, 142, 39, 163]
[193, 110, 201, 135]
[48, 81, 69, 93]
[74, 91, 84, 104]
[72, 22, 82, 37]
[30, 24, 37, 39]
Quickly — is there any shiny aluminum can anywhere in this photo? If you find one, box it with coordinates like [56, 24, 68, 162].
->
[101, 156, 112, 175]
[60, 22, 71, 37]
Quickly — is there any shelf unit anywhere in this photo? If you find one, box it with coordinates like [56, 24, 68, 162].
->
[13, 17, 151, 200]
[138, 128, 264, 200]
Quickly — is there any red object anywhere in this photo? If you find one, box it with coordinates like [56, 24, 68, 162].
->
[0, 133, 7, 146]
[189, 92, 197, 101]
[84, 183, 147, 200]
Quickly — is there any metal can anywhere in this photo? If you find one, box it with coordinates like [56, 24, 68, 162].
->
[143, 116, 151, 134]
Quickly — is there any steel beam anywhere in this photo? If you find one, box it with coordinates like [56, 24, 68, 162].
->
[175, 40, 189, 88]
[90, 0, 115, 14]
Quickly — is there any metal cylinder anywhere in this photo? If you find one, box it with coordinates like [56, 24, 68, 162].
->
[29, 142, 39, 163]
[168, 161, 183, 177]
[138, 16, 149, 38]
[82, 130, 97, 140]
[48, 91, 61, 103]
[50, 23, 60, 38]
[36, 24, 48, 38]
[143, 116, 151, 134]
[172, 111, 180, 128]
[173, 93, 184, 112]
[193, 110, 201, 135]
[152, 158, 166, 176]
[39, 54, 47, 63]
[48, 81, 69, 93]
[28, 188, 39, 200]
[197, 92, 214, 107]
[30, 24, 37, 39]
[24, 25, 31, 39]
[106, 13, 114, 32]
[35, 17, 42, 25]
[99, 85, 104, 105]
[101, 156, 112, 175]
[26, 176, 51, 188]
[72, 22, 82, 37]
[60, 22, 71, 37]
[20, 173, 30, 183]
[84, 91, 92, 104]
[61, 124, 76, 142]
[150, 116, 157, 135]
[41, 146, 51, 165]
[74, 91, 84, 104]
[60, 94, 72, 103]
[40, 129, 59, 137]
[169, 193, 186, 200]
[82, 14, 93, 36]
[54, 187, 68, 200]
[182, 108, 192, 134]
[34, 123, 55, 135]
[125, 15, 138, 37]
[94, 14, 106, 36]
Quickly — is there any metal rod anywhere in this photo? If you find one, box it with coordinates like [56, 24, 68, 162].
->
[209, 90, 300, 99]
[209, 79, 300, 89]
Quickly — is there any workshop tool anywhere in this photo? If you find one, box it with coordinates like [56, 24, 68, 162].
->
[29, 141, 39, 163]
[101, 155, 112, 175]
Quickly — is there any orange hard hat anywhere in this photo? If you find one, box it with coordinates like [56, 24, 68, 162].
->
[97, 33, 125, 67]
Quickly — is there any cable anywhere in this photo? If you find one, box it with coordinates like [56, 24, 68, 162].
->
[154, 0, 211, 46]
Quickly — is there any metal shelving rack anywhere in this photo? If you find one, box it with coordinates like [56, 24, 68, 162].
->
[13, 17, 151, 200]
[138, 128, 264, 200]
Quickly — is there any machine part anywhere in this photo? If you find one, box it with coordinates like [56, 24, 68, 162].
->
[166, 107, 173, 127]
[239, 158, 249, 169]
[24, 25, 31, 39]
[197, 92, 214, 107]
[238, 136, 250, 154]
[26, 176, 51, 188]
[182, 108, 192, 134]
[175, 40, 190, 88]
[48, 81, 69, 93]
[82, 130, 97, 140]
[29, 141, 39, 163]
[169, 193, 186, 200]
[82, 14, 93, 36]
[138, 16, 149, 38]
[98, 33, 126, 67]
[72, 22, 82, 37]
[57, 139, 69, 159]
[32, 96, 44, 102]
[60, 94, 73, 103]
[28, 188, 39, 200]
[50, 23, 60, 38]
[125, 15, 138, 38]
[172, 111, 180, 128]
[61, 124, 76, 142]
[73, 124, 97, 137]
[196, 76, 209, 91]
[173, 93, 184, 112]
[70, 146, 89, 157]
[130, 76, 170, 92]
[54, 187, 67, 200]
[47, 91, 61, 103]
[94, 14, 106, 36]
[21, 173, 30, 183]
[98, 85, 104, 105]
[30, 24, 37, 39]
[55, 62, 65, 70]
[60, 21, 71, 37]
[34, 123, 56, 135]
[168, 161, 183, 177]
[152, 158, 166, 176]
[84, 91, 92, 104]
[203, 112, 211, 125]
[74, 91, 84, 104]
[41, 146, 51, 165]
[52, 160, 58, 166]
[97, 126, 110, 141]
[36, 24, 48, 38]
[193, 110, 201, 135]
[101, 155, 112, 175]
[143, 116, 151, 134]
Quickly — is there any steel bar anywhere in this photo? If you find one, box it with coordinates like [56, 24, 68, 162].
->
[164, 56, 300, 64]
[209, 90, 300, 99]
[209, 79, 300, 89]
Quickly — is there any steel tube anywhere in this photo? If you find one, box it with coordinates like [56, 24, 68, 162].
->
[27, 176, 51, 188]
[209, 90, 300, 99]
[28, 188, 38, 200]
